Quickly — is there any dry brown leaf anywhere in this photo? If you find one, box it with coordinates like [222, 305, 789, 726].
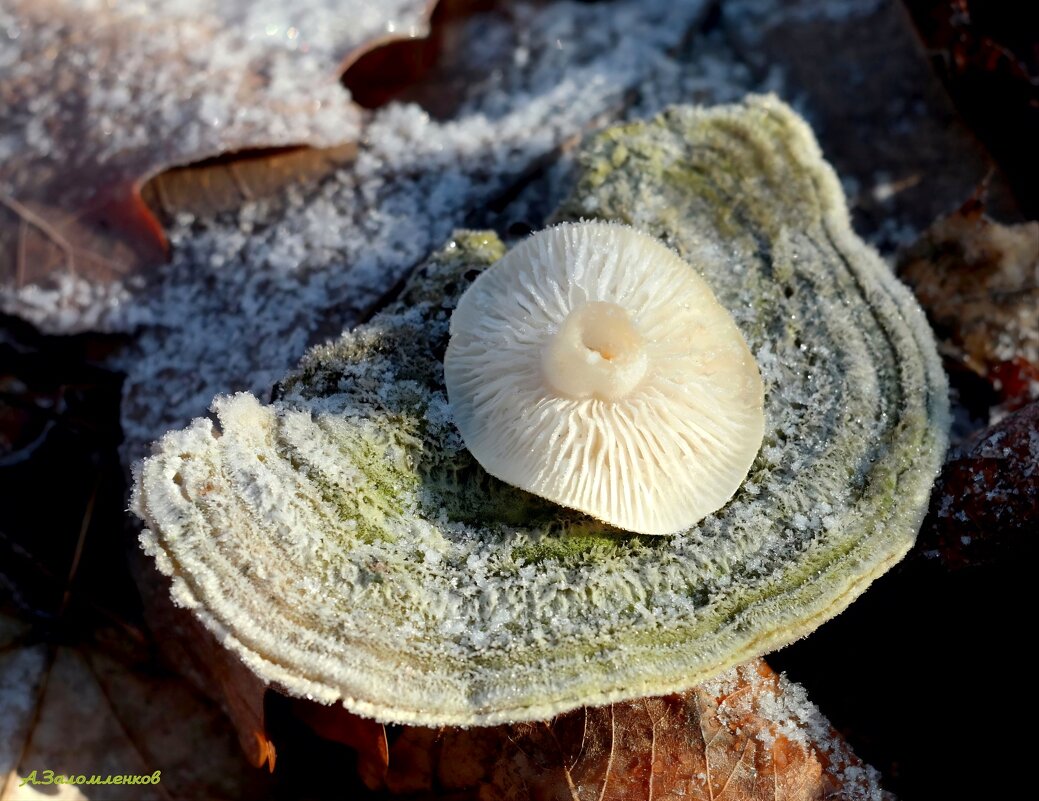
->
[290, 698, 389, 789]
[897, 198, 1039, 409]
[293, 660, 884, 800]
[140, 144, 358, 223]
[0, 0, 439, 305]
[0, 616, 275, 801]
[918, 400, 1039, 570]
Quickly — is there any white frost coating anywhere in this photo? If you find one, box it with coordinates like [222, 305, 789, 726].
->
[445, 223, 764, 535]
[701, 663, 888, 799]
[725, 0, 887, 43]
[0, 0, 431, 168]
[1, 0, 724, 335]
[0, 0, 433, 295]
[81, 0, 727, 465]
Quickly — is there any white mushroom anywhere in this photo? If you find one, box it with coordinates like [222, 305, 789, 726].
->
[444, 221, 764, 535]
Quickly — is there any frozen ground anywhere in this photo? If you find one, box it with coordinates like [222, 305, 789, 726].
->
[114, 0, 736, 463]
[0, 0, 1005, 464]
[0, 0, 435, 290]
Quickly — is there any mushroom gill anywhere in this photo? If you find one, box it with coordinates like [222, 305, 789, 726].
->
[444, 222, 765, 535]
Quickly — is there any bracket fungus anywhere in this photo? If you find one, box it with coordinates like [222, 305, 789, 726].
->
[132, 96, 949, 727]
[444, 222, 765, 535]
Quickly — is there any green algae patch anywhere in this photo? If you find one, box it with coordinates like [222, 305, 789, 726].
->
[133, 96, 949, 726]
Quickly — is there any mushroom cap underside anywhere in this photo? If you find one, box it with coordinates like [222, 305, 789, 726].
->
[445, 221, 765, 536]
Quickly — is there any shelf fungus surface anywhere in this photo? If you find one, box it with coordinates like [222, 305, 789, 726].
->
[133, 95, 949, 727]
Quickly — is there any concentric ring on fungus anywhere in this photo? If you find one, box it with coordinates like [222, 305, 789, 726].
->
[133, 95, 950, 727]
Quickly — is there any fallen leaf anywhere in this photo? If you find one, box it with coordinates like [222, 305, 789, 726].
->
[917, 400, 1039, 570]
[0, 0, 440, 319]
[290, 700, 388, 789]
[140, 145, 358, 224]
[293, 660, 886, 800]
[0, 615, 275, 801]
[897, 199, 1039, 410]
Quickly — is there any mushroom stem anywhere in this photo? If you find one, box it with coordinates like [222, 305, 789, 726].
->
[542, 301, 649, 401]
